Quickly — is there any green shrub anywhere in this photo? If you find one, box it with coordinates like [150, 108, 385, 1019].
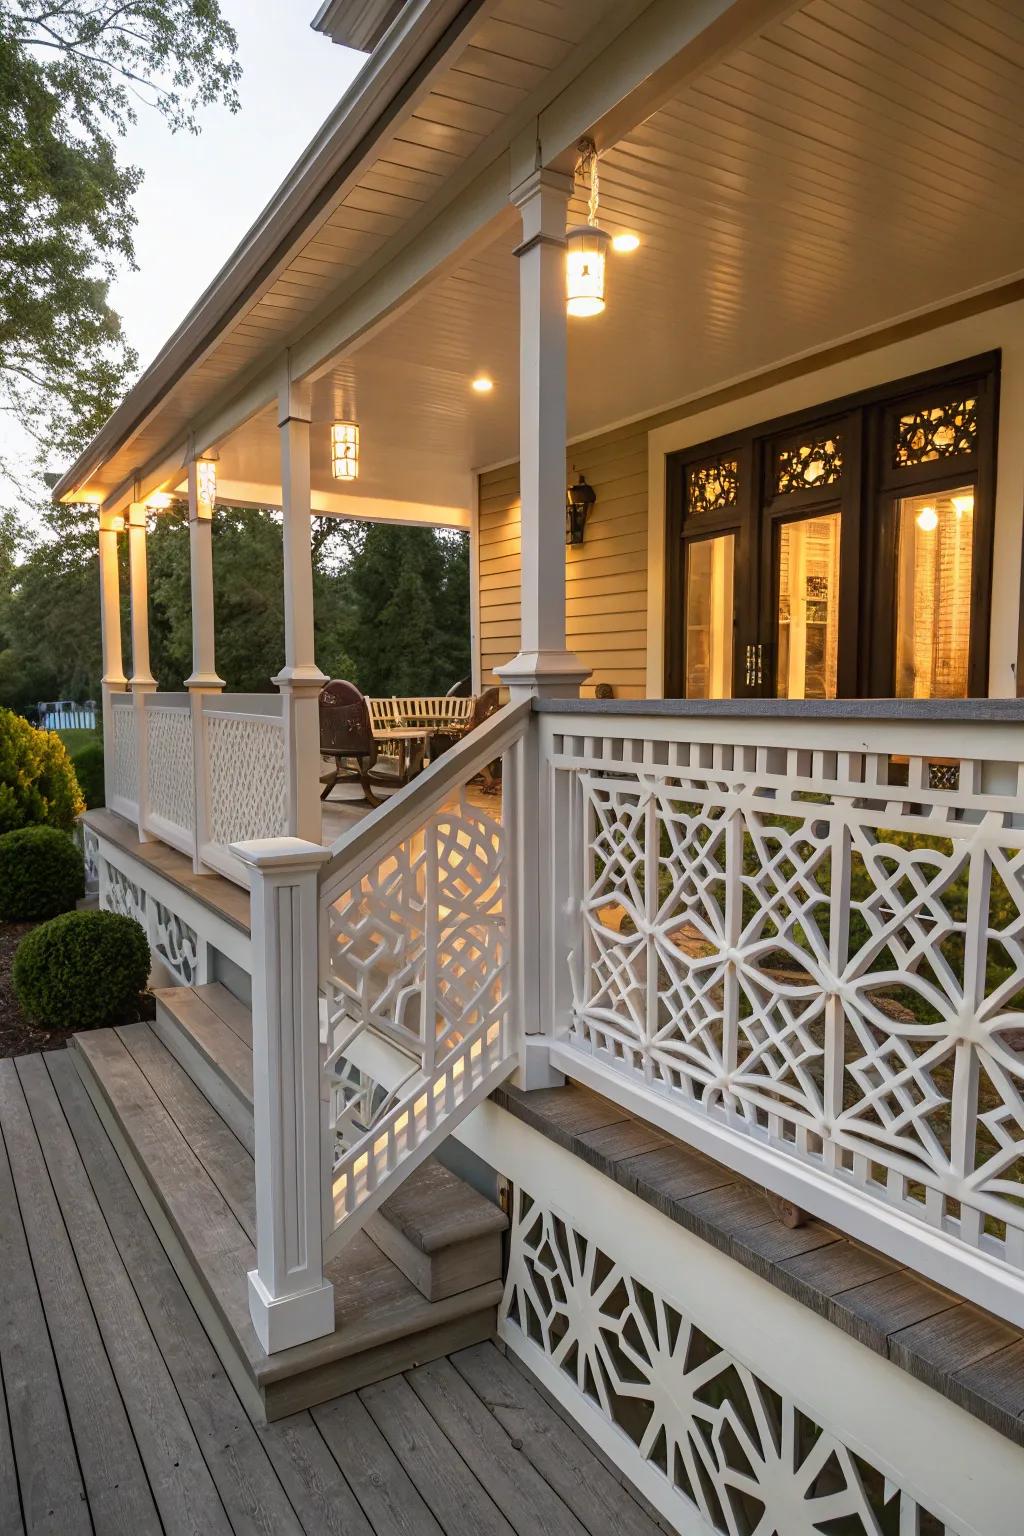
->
[71, 740, 105, 809]
[0, 709, 85, 833]
[0, 825, 85, 921]
[13, 910, 150, 1029]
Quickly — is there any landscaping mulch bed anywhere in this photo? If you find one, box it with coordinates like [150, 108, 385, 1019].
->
[0, 919, 156, 1060]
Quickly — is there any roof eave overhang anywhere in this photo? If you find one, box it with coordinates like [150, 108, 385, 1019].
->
[312, 0, 408, 52]
[52, 0, 484, 505]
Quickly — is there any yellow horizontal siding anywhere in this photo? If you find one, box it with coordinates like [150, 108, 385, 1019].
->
[477, 432, 650, 696]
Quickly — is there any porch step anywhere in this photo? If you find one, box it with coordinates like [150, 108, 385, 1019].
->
[152, 982, 508, 1303]
[70, 1023, 503, 1422]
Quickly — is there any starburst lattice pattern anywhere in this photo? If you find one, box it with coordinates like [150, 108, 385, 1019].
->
[503, 1188, 961, 1536]
[321, 789, 515, 1242]
[687, 458, 739, 518]
[146, 706, 195, 837]
[560, 735, 1024, 1273]
[110, 699, 138, 811]
[205, 711, 288, 845]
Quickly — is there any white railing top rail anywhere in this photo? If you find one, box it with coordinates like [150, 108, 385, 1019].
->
[201, 691, 283, 716]
[318, 697, 529, 908]
[142, 691, 191, 709]
[533, 696, 1024, 722]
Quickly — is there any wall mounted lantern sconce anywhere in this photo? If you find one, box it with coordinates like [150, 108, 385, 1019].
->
[566, 473, 596, 545]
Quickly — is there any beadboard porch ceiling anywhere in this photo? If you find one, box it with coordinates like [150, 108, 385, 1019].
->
[210, 0, 1024, 512]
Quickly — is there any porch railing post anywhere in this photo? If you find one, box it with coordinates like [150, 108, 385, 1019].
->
[97, 508, 127, 808]
[275, 359, 327, 846]
[185, 454, 225, 872]
[233, 835, 334, 1354]
[127, 501, 157, 840]
[496, 167, 589, 703]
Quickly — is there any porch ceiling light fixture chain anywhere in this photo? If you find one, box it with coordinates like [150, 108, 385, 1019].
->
[566, 138, 610, 318]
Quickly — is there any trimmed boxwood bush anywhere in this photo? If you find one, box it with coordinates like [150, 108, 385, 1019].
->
[0, 825, 85, 921]
[13, 910, 150, 1029]
[0, 708, 85, 832]
[71, 740, 105, 809]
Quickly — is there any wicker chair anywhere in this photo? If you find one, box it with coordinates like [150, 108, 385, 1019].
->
[319, 679, 387, 807]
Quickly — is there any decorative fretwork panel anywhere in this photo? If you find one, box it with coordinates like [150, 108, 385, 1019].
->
[687, 458, 739, 518]
[556, 729, 1024, 1285]
[151, 900, 200, 986]
[205, 711, 288, 846]
[895, 397, 977, 466]
[774, 435, 842, 495]
[111, 700, 138, 810]
[321, 787, 515, 1242]
[147, 706, 194, 837]
[502, 1188, 963, 1536]
[102, 861, 146, 926]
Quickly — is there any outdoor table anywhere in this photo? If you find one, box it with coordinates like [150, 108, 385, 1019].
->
[372, 725, 432, 781]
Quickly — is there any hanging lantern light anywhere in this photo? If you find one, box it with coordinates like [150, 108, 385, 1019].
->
[196, 457, 217, 515]
[566, 473, 597, 545]
[566, 139, 610, 318]
[331, 420, 360, 480]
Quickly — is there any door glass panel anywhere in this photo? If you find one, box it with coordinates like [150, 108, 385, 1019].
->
[776, 514, 841, 699]
[685, 534, 735, 698]
[895, 486, 974, 698]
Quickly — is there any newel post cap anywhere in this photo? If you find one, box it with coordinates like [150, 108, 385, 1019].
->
[231, 836, 331, 873]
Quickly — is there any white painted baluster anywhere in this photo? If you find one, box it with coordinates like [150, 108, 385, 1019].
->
[233, 836, 334, 1354]
[186, 453, 224, 873]
[127, 501, 157, 841]
[97, 508, 128, 810]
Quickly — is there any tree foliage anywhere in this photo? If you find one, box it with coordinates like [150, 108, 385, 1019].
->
[0, 0, 240, 472]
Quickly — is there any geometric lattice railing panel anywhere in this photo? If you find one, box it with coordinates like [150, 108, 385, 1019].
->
[318, 702, 529, 1258]
[549, 720, 1024, 1318]
[146, 704, 195, 842]
[502, 1186, 965, 1536]
[205, 708, 288, 846]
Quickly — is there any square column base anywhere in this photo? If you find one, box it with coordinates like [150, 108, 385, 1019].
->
[496, 649, 591, 700]
[248, 1269, 335, 1355]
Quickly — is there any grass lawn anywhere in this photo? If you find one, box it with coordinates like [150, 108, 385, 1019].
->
[57, 727, 100, 755]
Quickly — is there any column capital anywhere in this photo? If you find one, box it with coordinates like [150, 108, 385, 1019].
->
[97, 507, 125, 535]
[510, 167, 574, 247]
[127, 500, 149, 529]
[185, 673, 224, 692]
[277, 356, 312, 428]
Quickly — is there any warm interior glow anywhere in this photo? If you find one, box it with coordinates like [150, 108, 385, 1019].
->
[776, 514, 841, 701]
[471, 375, 494, 393]
[611, 232, 640, 253]
[566, 225, 610, 317]
[146, 492, 173, 511]
[896, 486, 973, 699]
[685, 534, 735, 699]
[196, 458, 217, 513]
[331, 420, 360, 480]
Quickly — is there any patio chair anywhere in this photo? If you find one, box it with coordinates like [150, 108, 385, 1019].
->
[429, 686, 501, 776]
[319, 679, 389, 807]
[446, 675, 473, 698]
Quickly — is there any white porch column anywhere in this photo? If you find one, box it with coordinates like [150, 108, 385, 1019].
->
[186, 457, 224, 872]
[127, 501, 156, 839]
[233, 837, 334, 1353]
[497, 168, 590, 701]
[97, 509, 127, 808]
[275, 365, 326, 844]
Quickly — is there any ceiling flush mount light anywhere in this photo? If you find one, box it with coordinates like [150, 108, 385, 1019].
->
[612, 232, 640, 253]
[916, 504, 939, 532]
[196, 457, 217, 514]
[566, 472, 597, 545]
[331, 420, 359, 481]
[566, 138, 610, 318]
[471, 375, 494, 394]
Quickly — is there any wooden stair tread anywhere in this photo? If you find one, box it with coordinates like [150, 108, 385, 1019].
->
[155, 986, 253, 1100]
[71, 1026, 501, 1417]
[191, 981, 253, 1047]
[372, 1157, 507, 1254]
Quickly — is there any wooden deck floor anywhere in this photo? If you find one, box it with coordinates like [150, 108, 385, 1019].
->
[0, 1050, 663, 1536]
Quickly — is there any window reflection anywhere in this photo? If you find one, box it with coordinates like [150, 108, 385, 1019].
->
[895, 487, 973, 698]
[685, 535, 734, 698]
[776, 514, 841, 700]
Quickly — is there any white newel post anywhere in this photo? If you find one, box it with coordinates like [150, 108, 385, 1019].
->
[127, 501, 156, 839]
[497, 168, 589, 1089]
[97, 508, 127, 808]
[234, 836, 334, 1353]
[185, 456, 225, 871]
[275, 365, 327, 844]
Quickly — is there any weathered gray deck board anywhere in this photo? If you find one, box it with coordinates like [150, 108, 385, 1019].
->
[15, 1053, 233, 1536]
[0, 1059, 160, 1536]
[0, 1052, 659, 1536]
